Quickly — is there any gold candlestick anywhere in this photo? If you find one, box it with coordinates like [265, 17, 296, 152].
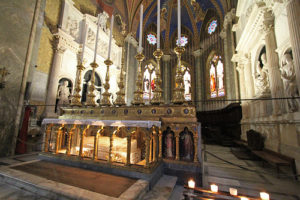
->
[151, 49, 164, 105]
[86, 62, 98, 106]
[100, 59, 113, 106]
[132, 52, 145, 105]
[114, 44, 126, 106]
[172, 46, 185, 104]
[71, 63, 85, 106]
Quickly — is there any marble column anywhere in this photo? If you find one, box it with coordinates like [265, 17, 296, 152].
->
[193, 49, 202, 111]
[44, 36, 66, 117]
[175, 131, 180, 161]
[124, 35, 138, 105]
[126, 134, 131, 165]
[262, 11, 285, 115]
[44, 124, 53, 152]
[158, 128, 162, 159]
[242, 55, 255, 99]
[236, 64, 246, 100]
[162, 55, 171, 104]
[221, 9, 239, 101]
[285, 0, 300, 92]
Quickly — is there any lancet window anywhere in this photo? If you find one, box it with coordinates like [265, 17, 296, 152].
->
[181, 65, 192, 101]
[209, 54, 225, 98]
[143, 63, 156, 101]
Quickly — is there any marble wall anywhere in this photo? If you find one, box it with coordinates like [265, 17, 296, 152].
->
[0, 0, 45, 156]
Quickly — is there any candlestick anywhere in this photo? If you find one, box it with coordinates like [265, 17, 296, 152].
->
[94, 14, 101, 63]
[108, 15, 114, 60]
[81, 23, 88, 63]
[138, 4, 143, 53]
[100, 59, 113, 106]
[157, 0, 160, 49]
[151, 49, 164, 104]
[172, 46, 185, 104]
[132, 52, 145, 105]
[177, 0, 181, 46]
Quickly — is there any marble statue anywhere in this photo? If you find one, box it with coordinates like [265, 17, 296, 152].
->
[280, 53, 299, 112]
[66, 17, 79, 38]
[255, 53, 270, 97]
[57, 80, 70, 105]
[99, 12, 109, 33]
[87, 28, 95, 44]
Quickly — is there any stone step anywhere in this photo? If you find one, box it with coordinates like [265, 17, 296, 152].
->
[142, 175, 178, 200]
[203, 167, 300, 200]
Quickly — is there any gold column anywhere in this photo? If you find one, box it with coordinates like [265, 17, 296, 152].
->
[152, 126, 157, 162]
[149, 135, 153, 162]
[66, 124, 76, 155]
[108, 129, 113, 163]
[158, 127, 162, 159]
[93, 126, 103, 160]
[86, 62, 98, 106]
[132, 53, 145, 105]
[100, 60, 113, 106]
[79, 125, 89, 158]
[44, 124, 53, 152]
[126, 130, 132, 165]
[175, 131, 180, 160]
[55, 124, 64, 154]
[151, 49, 164, 104]
[71, 63, 85, 106]
[172, 46, 185, 104]
[145, 131, 150, 168]
[194, 133, 198, 162]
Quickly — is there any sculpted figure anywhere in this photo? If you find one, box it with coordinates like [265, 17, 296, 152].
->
[57, 81, 70, 106]
[98, 12, 109, 33]
[280, 53, 299, 112]
[181, 128, 193, 160]
[87, 28, 95, 44]
[165, 128, 174, 158]
[255, 53, 270, 97]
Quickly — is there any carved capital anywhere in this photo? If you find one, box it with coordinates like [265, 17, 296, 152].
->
[260, 10, 274, 34]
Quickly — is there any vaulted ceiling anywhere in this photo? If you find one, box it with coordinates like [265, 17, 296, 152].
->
[95, 0, 233, 41]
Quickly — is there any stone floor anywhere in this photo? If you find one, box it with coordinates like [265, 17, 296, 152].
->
[203, 144, 300, 200]
[0, 153, 149, 200]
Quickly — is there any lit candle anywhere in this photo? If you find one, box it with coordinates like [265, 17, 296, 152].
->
[94, 14, 101, 63]
[188, 179, 195, 189]
[240, 197, 249, 200]
[229, 188, 238, 196]
[210, 184, 218, 193]
[260, 192, 270, 200]
[81, 23, 88, 63]
[157, 0, 160, 49]
[108, 15, 114, 60]
[138, 4, 143, 53]
[177, 0, 181, 46]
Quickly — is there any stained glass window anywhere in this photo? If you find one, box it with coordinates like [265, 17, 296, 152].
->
[208, 20, 217, 35]
[147, 33, 157, 45]
[143, 63, 156, 101]
[176, 36, 188, 47]
[179, 65, 192, 101]
[209, 54, 225, 98]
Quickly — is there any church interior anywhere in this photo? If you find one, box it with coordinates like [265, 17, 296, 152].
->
[0, 0, 300, 199]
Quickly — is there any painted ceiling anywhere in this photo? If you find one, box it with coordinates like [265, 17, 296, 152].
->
[95, 0, 228, 41]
